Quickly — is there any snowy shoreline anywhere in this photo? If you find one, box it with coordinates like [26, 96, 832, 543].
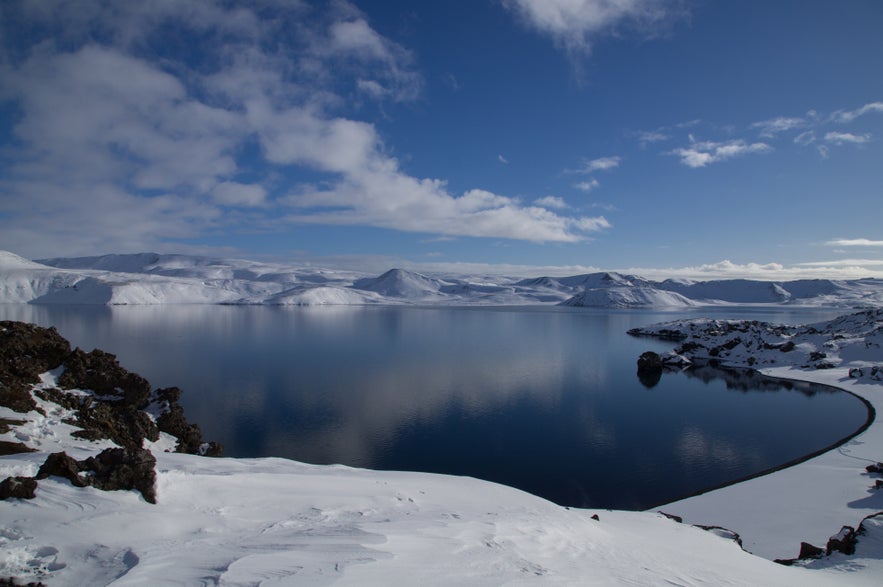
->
[2, 312, 882, 585]
[643, 369, 876, 510]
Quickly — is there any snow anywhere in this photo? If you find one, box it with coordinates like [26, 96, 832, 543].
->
[0, 250, 877, 307]
[1, 310, 883, 584]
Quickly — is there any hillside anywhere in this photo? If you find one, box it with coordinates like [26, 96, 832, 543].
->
[0, 251, 876, 308]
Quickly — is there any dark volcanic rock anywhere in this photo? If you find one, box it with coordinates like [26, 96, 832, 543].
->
[826, 526, 858, 556]
[0, 476, 38, 500]
[154, 387, 223, 456]
[0, 440, 37, 456]
[0, 321, 71, 413]
[34, 449, 157, 503]
[36, 451, 88, 487]
[59, 348, 152, 408]
[636, 351, 664, 388]
[82, 447, 157, 504]
[798, 541, 825, 559]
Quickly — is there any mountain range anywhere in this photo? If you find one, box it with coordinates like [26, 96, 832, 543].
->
[1, 250, 881, 308]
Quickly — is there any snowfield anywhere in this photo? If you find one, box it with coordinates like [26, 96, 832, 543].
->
[2, 250, 882, 307]
[1, 309, 882, 585]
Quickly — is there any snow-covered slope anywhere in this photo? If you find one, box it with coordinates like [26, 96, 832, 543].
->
[2, 250, 882, 307]
[629, 309, 883, 563]
[3, 319, 883, 585]
[562, 286, 697, 308]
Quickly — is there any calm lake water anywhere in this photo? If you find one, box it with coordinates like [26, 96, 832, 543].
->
[0, 304, 868, 510]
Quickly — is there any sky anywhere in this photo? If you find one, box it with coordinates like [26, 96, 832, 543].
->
[0, 0, 882, 279]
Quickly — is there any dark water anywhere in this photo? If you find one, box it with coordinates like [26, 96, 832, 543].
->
[0, 304, 868, 510]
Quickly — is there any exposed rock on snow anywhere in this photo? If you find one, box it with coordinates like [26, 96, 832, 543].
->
[632, 309, 883, 566]
[2, 318, 883, 584]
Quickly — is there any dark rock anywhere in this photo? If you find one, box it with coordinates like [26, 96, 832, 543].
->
[696, 525, 743, 548]
[826, 525, 857, 556]
[798, 541, 824, 559]
[70, 401, 159, 450]
[778, 340, 795, 353]
[0, 476, 38, 500]
[154, 387, 222, 456]
[59, 348, 152, 408]
[658, 512, 682, 523]
[591, 514, 600, 521]
[0, 321, 71, 414]
[36, 451, 88, 487]
[814, 361, 836, 370]
[0, 440, 37, 456]
[809, 351, 827, 362]
[636, 351, 664, 388]
[0, 577, 46, 586]
[82, 447, 157, 504]
[866, 463, 883, 475]
[875, 480, 882, 490]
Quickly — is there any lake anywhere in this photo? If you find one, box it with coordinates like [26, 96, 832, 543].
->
[0, 304, 868, 510]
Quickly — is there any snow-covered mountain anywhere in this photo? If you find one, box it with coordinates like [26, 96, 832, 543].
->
[0, 250, 880, 307]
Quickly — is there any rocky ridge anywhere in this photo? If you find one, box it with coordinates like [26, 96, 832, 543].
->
[0, 321, 221, 504]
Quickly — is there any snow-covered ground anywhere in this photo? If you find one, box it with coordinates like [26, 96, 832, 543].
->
[2, 250, 882, 307]
[1, 310, 882, 585]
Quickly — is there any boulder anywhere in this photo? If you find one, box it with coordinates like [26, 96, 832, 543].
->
[0, 321, 71, 413]
[637, 351, 663, 388]
[826, 526, 858, 556]
[0, 476, 38, 500]
[36, 451, 88, 487]
[82, 447, 157, 504]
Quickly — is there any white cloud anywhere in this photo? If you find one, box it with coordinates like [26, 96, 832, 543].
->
[750, 116, 806, 138]
[824, 131, 871, 145]
[794, 130, 816, 146]
[534, 196, 568, 209]
[636, 130, 670, 145]
[0, 0, 609, 256]
[575, 156, 621, 174]
[574, 179, 601, 192]
[502, 0, 685, 55]
[622, 259, 883, 280]
[212, 182, 267, 207]
[498, 154, 509, 164]
[668, 139, 772, 168]
[826, 238, 883, 247]
[832, 101, 883, 123]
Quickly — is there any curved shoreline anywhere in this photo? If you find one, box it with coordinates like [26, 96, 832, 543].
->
[646, 369, 877, 510]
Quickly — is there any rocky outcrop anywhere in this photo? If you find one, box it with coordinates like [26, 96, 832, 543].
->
[28, 448, 158, 503]
[636, 351, 663, 388]
[0, 320, 223, 504]
[0, 321, 71, 414]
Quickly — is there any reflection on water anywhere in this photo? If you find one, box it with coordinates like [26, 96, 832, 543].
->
[0, 304, 866, 509]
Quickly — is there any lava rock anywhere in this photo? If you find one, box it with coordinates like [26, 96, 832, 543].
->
[0, 476, 38, 500]
[36, 451, 88, 487]
[798, 541, 825, 559]
[59, 348, 152, 408]
[0, 321, 71, 414]
[637, 351, 664, 388]
[81, 447, 157, 504]
[826, 526, 858, 556]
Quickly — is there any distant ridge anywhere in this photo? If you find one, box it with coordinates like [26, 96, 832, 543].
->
[1, 251, 881, 308]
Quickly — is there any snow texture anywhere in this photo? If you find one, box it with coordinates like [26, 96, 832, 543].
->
[1, 251, 881, 307]
[1, 311, 883, 584]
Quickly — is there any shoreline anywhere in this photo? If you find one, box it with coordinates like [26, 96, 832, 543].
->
[644, 368, 877, 511]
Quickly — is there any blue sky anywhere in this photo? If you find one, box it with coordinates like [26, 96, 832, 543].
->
[1, 0, 881, 279]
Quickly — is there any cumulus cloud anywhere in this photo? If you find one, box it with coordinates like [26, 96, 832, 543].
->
[502, 0, 686, 55]
[826, 238, 883, 247]
[574, 179, 601, 192]
[832, 101, 883, 123]
[574, 156, 621, 174]
[534, 196, 568, 209]
[750, 116, 806, 138]
[623, 259, 883, 280]
[824, 131, 872, 145]
[0, 0, 607, 257]
[668, 138, 772, 168]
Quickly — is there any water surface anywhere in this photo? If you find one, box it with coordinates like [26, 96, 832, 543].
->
[0, 304, 866, 509]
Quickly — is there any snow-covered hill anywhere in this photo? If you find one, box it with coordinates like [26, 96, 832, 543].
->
[2, 316, 883, 585]
[0, 251, 880, 307]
